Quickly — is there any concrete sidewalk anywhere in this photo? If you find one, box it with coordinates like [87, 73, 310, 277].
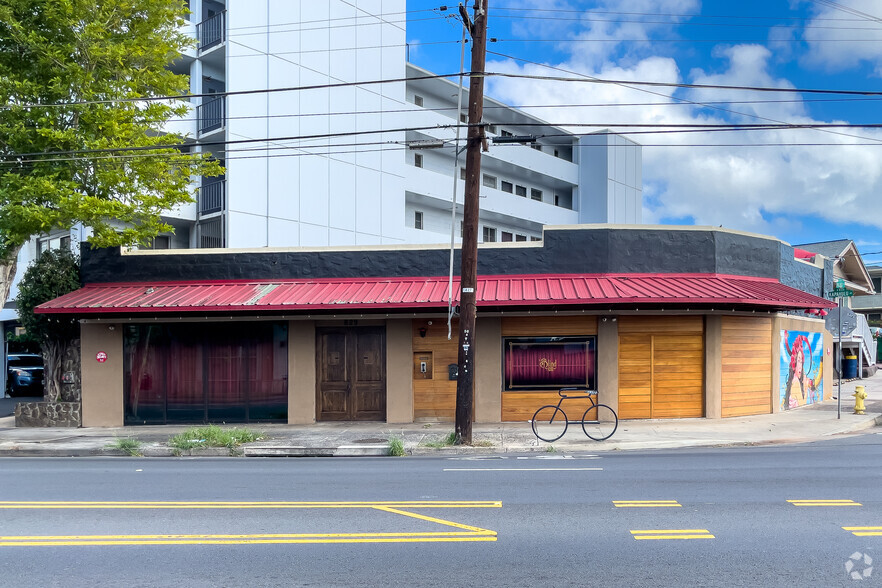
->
[0, 377, 879, 458]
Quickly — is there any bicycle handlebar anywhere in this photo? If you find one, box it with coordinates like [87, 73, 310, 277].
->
[558, 387, 598, 398]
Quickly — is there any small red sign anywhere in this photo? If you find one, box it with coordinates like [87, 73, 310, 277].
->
[96, 351, 108, 363]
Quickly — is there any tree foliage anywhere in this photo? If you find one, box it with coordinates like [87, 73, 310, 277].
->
[0, 0, 222, 264]
[15, 248, 80, 401]
[15, 248, 80, 344]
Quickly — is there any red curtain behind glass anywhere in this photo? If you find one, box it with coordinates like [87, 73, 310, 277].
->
[505, 342, 594, 389]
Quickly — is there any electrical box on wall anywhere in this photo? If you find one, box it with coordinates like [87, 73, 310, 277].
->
[413, 353, 433, 379]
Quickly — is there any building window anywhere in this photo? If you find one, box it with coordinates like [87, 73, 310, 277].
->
[487, 124, 496, 134]
[532, 144, 542, 152]
[482, 174, 497, 189]
[554, 149, 560, 157]
[460, 221, 464, 237]
[504, 337, 597, 391]
[554, 194, 560, 207]
[873, 276, 882, 291]
[501, 130, 513, 138]
[483, 226, 496, 242]
[516, 234, 527, 242]
[460, 167, 467, 180]
[530, 236, 541, 242]
[414, 153, 423, 168]
[38, 235, 72, 255]
[501, 180, 513, 193]
[501, 231, 513, 242]
[531, 188, 543, 202]
[515, 185, 527, 197]
[460, 113, 468, 123]
[414, 211, 423, 230]
[414, 94, 424, 107]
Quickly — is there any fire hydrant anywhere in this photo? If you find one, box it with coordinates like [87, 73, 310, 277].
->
[853, 386, 867, 415]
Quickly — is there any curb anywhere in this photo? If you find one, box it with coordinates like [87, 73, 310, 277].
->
[243, 444, 390, 457]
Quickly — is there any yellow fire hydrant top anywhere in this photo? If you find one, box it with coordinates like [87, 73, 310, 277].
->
[853, 385, 867, 415]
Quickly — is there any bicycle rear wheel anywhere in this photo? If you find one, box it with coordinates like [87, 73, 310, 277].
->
[581, 403, 618, 441]
[531, 405, 568, 442]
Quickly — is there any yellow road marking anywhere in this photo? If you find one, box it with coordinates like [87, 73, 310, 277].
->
[614, 500, 681, 508]
[843, 526, 882, 537]
[631, 529, 714, 540]
[0, 501, 500, 546]
[788, 499, 861, 507]
[0, 500, 501, 510]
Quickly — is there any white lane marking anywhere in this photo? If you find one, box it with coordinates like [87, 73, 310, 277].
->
[443, 468, 603, 472]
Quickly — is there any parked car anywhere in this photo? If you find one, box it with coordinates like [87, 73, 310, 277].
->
[7, 353, 44, 397]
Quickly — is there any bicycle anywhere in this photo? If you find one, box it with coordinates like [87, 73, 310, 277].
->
[530, 387, 618, 442]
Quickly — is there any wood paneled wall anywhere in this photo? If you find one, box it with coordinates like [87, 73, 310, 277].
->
[412, 319, 458, 421]
[721, 316, 773, 417]
[500, 316, 598, 422]
[618, 316, 704, 419]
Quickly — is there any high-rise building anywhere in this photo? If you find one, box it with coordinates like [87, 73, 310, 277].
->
[8, 0, 642, 299]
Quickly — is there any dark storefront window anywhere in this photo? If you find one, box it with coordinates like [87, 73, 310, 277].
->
[124, 322, 288, 424]
[504, 337, 596, 391]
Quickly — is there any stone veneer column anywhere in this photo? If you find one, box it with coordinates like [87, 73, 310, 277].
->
[81, 322, 124, 427]
[475, 317, 502, 423]
[704, 315, 723, 419]
[597, 317, 619, 412]
[386, 320, 414, 423]
[288, 320, 316, 424]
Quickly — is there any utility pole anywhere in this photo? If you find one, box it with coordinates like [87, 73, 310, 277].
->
[454, 0, 488, 445]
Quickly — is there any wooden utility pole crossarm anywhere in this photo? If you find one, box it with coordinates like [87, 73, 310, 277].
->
[454, 0, 488, 445]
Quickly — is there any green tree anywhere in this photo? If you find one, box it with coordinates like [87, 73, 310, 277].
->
[15, 248, 80, 401]
[0, 0, 222, 304]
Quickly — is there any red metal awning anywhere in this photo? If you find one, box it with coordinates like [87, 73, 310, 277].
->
[35, 273, 836, 315]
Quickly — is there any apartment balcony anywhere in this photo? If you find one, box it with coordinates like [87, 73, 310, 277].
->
[407, 110, 579, 185]
[405, 166, 576, 227]
[197, 95, 225, 137]
[199, 178, 225, 215]
[197, 11, 225, 52]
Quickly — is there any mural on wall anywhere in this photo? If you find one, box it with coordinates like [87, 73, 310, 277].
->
[780, 330, 824, 410]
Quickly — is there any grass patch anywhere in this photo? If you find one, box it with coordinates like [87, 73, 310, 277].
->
[388, 436, 406, 457]
[419, 431, 457, 448]
[168, 425, 262, 454]
[107, 437, 142, 457]
[472, 439, 494, 448]
[545, 445, 557, 453]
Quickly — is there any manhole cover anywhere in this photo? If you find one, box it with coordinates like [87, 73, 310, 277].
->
[353, 438, 387, 444]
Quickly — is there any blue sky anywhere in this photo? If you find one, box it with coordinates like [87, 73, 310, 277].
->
[406, 1, 882, 266]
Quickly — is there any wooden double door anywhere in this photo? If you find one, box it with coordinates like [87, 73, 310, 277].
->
[316, 327, 386, 421]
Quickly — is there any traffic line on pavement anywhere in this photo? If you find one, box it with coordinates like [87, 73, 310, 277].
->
[614, 500, 681, 508]
[0, 500, 501, 509]
[787, 499, 862, 507]
[442, 468, 602, 472]
[843, 526, 882, 537]
[630, 529, 714, 540]
[0, 501, 500, 546]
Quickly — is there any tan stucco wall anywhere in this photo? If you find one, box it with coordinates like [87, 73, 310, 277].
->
[386, 320, 413, 423]
[475, 317, 502, 423]
[771, 314, 830, 414]
[288, 320, 316, 424]
[704, 316, 723, 419]
[597, 317, 619, 412]
[81, 322, 124, 427]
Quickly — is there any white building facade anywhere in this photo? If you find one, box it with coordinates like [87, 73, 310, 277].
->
[9, 0, 642, 300]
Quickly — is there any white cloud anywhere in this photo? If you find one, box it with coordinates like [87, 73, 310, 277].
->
[800, 0, 882, 75]
[485, 38, 882, 237]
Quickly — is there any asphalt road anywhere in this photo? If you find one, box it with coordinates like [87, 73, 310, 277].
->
[0, 433, 880, 587]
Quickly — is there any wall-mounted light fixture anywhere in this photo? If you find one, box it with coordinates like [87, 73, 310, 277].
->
[418, 327, 428, 338]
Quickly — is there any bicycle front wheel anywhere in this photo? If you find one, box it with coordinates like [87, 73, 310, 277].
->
[531, 405, 568, 442]
[581, 404, 618, 441]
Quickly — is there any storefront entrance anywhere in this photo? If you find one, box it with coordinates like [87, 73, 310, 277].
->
[316, 327, 386, 421]
[123, 322, 288, 424]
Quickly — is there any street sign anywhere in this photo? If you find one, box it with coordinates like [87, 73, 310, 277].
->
[831, 288, 853, 298]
